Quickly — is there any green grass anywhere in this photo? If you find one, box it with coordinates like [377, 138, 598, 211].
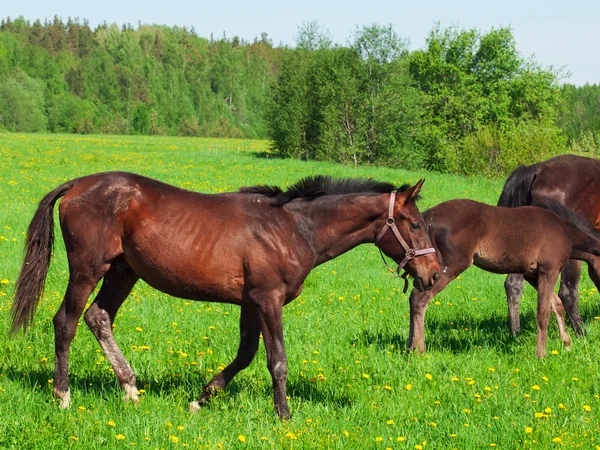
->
[0, 132, 598, 449]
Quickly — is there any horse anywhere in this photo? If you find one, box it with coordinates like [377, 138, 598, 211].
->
[11, 172, 440, 418]
[498, 154, 600, 336]
[399, 199, 600, 358]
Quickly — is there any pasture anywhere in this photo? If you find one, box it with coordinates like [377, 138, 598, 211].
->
[0, 132, 598, 449]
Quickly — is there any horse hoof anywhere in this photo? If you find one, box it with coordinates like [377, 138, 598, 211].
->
[123, 384, 139, 403]
[189, 401, 201, 413]
[58, 390, 71, 409]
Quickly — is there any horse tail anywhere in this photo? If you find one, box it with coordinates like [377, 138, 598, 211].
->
[11, 178, 79, 334]
[497, 163, 539, 207]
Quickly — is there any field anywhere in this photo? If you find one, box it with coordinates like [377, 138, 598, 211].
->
[0, 132, 598, 449]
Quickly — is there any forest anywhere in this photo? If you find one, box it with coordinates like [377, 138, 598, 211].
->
[0, 16, 598, 176]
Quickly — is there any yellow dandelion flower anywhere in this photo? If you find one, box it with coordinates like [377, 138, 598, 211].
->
[397, 436, 405, 442]
[107, 420, 116, 427]
[583, 405, 592, 412]
[425, 373, 433, 381]
[384, 385, 392, 391]
[260, 436, 269, 441]
[451, 376, 459, 382]
[375, 437, 383, 442]
[343, 431, 349, 438]
[116, 434, 126, 440]
[237, 435, 246, 443]
[135, 327, 143, 332]
[544, 408, 552, 413]
[387, 420, 394, 425]
[285, 432, 297, 440]
[169, 436, 179, 444]
[70, 436, 78, 441]
[0, 279, 9, 285]
[559, 403, 566, 409]
[77, 406, 86, 411]
[551, 350, 559, 355]
[525, 427, 533, 433]
[405, 384, 412, 391]
[552, 437, 562, 443]
[362, 373, 370, 379]
[532, 385, 541, 390]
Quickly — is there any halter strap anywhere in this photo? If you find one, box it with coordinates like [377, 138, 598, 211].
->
[375, 191, 436, 271]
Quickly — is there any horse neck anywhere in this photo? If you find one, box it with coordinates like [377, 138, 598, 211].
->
[293, 194, 388, 266]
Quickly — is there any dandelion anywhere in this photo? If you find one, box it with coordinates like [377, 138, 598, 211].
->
[559, 403, 566, 409]
[135, 327, 143, 332]
[107, 420, 116, 427]
[376, 437, 383, 442]
[525, 427, 533, 433]
[583, 405, 592, 412]
[532, 385, 541, 390]
[169, 435, 179, 443]
[384, 385, 392, 391]
[285, 432, 297, 440]
[237, 435, 246, 443]
[0, 279, 9, 284]
[260, 437, 269, 441]
[425, 373, 433, 381]
[77, 406, 86, 411]
[405, 384, 412, 391]
[397, 436, 405, 442]
[116, 434, 126, 440]
[343, 431, 349, 438]
[363, 373, 370, 379]
[544, 408, 552, 414]
[488, 367, 496, 372]
[387, 420, 394, 425]
[552, 437, 562, 443]
[70, 436, 78, 441]
[177, 426, 184, 431]
[451, 377, 459, 382]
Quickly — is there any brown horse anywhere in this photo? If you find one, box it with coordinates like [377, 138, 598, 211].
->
[498, 154, 600, 336]
[402, 199, 600, 357]
[11, 172, 440, 418]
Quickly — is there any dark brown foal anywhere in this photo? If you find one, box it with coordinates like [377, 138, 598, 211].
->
[11, 173, 440, 418]
[403, 199, 600, 358]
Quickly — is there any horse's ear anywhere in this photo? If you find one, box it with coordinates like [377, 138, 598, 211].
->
[398, 179, 425, 205]
[410, 179, 425, 200]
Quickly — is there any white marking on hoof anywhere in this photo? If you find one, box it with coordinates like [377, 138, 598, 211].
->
[189, 401, 201, 413]
[122, 384, 139, 403]
[58, 389, 71, 409]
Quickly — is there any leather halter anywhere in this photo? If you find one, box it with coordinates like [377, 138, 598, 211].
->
[374, 191, 436, 271]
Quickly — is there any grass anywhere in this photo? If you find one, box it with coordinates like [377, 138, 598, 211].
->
[0, 132, 598, 449]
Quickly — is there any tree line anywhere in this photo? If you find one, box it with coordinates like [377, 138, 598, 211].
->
[0, 17, 598, 176]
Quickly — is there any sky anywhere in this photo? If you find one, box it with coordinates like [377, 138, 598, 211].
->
[4, 0, 599, 86]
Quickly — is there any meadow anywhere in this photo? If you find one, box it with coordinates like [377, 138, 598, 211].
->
[0, 132, 598, 449]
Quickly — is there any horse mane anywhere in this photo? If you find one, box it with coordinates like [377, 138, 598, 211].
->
[239, 175, 411, 207]
[532, 199, 599, 237]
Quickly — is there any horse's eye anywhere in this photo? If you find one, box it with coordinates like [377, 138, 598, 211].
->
[410, 222, 421, 231]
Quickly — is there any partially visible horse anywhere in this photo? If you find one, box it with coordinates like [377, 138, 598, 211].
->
[498, 155, 600, 336]
[11, 172, 440, 418]
[400, 199, 600, 357]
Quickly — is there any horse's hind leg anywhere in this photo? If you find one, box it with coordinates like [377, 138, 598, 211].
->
[190, 304, 260, 412]
[559, 260, 585, 336]
[551, 293, 571, 350]
[529, 274, 556, 358]
[54, 266, 110, 408]
[84, 261, 139, 403]
[505, 274, 524, 337]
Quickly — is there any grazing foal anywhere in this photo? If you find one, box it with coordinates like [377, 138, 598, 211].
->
[11, 172, 439, 418]
[400, 199, 600, 357]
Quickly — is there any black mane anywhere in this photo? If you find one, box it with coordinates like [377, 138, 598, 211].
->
[532, 199, 599, 237]
[240, 175, 411, 207]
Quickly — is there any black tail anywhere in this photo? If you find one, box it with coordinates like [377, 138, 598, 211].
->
[497, 163, 539, 207]
[11, 179, 79, 334]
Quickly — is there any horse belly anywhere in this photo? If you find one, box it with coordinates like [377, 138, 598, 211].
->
[122, 240, 245, 304]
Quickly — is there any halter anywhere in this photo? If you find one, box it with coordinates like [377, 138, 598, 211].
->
[375, 191, 436, 288]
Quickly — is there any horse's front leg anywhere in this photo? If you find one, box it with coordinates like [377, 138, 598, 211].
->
[190, 304, 260, 412]
[250, 287, 290, 419]
[408, 273, 453, 353]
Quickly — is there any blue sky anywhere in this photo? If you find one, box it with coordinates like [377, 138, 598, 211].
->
[4, 0, 598, 85]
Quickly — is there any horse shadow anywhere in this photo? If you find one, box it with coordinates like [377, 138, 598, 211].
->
[351, 310, 556, 355]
